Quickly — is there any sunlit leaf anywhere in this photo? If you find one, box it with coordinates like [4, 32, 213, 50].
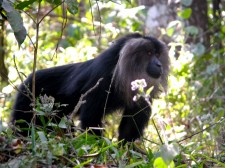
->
[16, 0, 36, 10]
[167, 28, 174, 37]
[154, 157, 176, 168]
[178, 8, 192, 19]
[146, 86, 154, 96]
[166, 21, 181, 36]
[222, 25, 225, 33]
[153, 157, 169, 168]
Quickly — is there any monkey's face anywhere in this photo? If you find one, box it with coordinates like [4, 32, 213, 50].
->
[118, 37, 168, 80]
[146, 56, 163, 79]
[115, 36, 170, 101]
[120, 37, 166, 79]
[143, 36, 168, 79]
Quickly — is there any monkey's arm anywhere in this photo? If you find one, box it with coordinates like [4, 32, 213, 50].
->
[118, 100, 151, 142]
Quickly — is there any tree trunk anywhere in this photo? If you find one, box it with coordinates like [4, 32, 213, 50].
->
[138, 0, 178, 43]
[0, 20, 8, 84]
[212, 0, 222, 50]
[187, 0, 210, 48]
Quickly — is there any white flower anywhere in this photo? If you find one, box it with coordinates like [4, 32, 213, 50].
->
[131, 79, 147, 91]
[133, 95, 138, 102]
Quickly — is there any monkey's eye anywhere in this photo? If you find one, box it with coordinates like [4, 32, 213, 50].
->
[148, 52, 152, 55]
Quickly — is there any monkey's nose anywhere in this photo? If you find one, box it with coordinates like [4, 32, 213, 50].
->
[156, 62, 162, 67]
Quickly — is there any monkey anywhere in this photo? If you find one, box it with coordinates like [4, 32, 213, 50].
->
[11, 33, 170, 142]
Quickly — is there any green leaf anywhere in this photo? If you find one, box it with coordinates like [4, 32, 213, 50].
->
[58, 117, 67, 129]
[51, 143, 65, 156]
[7, 10, 24, 32]
[125, 161, 145, 168]
[192, 43, 205, 56]
[185, 26, 199, 35]
[14, 119, 28, 124]
[14, 27, 27, 45]
[222, 25, 225, 33]
[2, 0, 27, 45]
[153, 157, 168, 168]
[37, 131, 48, 143]
[178, 8, 192, 19]
[146, 86, 154, 96]
[2, 0, 13, 12]
[65, 0, 78, 15]
[166, 21, 181, 37]
[16, 0, 36, 10]
[45, 0, 61, 5]
[206, 64, 220, 75]
[154, 157, 175, 168]
[167, 28, 174, 37]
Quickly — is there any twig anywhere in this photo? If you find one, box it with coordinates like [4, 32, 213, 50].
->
[95, 0, 102, 41]
[22, 10, 36, 24]
[152, 118, 164, 144]
[58, 155, 77, 166]
[52, 2, 68, 60]
[31, 0, 42, 125]
[26, 34, 36, 51]
[178, 117, 225, 143]
[13, 55, 32, 100]
[70, 78, 103, 119]
[82, 152, 100, 158]
[103, 64, 118, 121]
[89, 0, 96, 36]
[38, 0, 65, 24]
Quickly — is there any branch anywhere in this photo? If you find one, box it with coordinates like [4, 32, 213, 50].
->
[69, 78, 103, 119]
[178, 117, 225, 143]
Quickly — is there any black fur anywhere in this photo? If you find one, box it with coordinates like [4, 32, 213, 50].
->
[12, 33, 169, 142]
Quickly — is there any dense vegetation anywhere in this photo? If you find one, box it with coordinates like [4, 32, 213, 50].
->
[0, 0, 224, 167]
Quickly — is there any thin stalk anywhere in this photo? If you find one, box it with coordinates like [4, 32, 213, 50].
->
[32, 0, 41, 122]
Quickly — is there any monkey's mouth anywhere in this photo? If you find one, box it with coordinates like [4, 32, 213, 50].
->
[151, 73, 161, 79]
[147, 67, 163, 79]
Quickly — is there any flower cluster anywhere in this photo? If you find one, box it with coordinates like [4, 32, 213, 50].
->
[131, 79, 154, 103]
[131, 79, 147, 91]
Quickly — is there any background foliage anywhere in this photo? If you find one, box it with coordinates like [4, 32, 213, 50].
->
[0, 0, 224, 167]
